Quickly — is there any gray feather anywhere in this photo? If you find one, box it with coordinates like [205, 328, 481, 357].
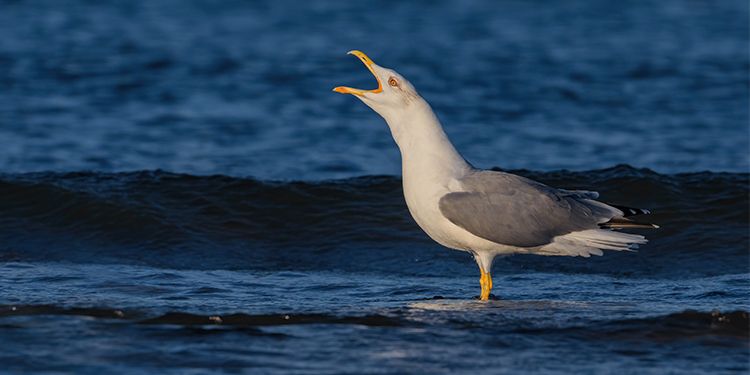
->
[438, 170, 619, 247]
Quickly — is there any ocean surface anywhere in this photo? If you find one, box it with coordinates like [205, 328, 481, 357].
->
[1, 0, 748, 374]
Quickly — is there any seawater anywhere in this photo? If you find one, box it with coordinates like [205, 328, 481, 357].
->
[0, 0, 748, 374]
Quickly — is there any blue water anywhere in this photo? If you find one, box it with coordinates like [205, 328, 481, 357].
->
[0, 0, 747, 178]
[0, 1, 748, 374]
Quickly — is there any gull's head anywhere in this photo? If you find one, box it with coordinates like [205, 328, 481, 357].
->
[333, 50, 423, 120]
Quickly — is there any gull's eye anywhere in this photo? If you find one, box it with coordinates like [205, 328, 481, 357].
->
[388, 77, 398, 87]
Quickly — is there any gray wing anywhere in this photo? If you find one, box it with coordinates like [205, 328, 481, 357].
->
[438, 170, 620, 247]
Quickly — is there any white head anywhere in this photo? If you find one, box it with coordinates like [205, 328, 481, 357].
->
[333, 51, 428, 124]
[333, 50, 469, 173]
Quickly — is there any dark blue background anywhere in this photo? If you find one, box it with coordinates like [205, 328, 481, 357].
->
[1, 0, 747, 179]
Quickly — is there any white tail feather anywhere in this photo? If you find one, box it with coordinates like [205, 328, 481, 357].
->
[536, 229, 647, 257]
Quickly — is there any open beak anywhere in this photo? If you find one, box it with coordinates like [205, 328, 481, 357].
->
[333, 50, 383, 96]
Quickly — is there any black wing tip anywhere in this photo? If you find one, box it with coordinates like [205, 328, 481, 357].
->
[600, 216, 660, 229]
[600, 221, 660, 229]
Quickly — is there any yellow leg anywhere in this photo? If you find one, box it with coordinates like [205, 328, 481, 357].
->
[479, 269, 493, 301]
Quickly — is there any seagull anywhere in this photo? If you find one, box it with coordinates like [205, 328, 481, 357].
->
[333, 51, 658, 300]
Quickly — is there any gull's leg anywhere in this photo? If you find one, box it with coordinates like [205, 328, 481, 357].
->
[475, 252, 495, 301]
[479, 269, 493, 301]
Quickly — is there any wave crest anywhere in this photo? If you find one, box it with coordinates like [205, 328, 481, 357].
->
[0, 166, 747, 275]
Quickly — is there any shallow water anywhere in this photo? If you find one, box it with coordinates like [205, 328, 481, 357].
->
[0, 0, 748, 373]
[1, 264, 748, 374]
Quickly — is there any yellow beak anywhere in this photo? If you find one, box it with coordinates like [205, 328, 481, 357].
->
[333, 50, 383, 96]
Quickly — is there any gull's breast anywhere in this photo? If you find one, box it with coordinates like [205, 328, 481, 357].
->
[402, 175, 475, 251]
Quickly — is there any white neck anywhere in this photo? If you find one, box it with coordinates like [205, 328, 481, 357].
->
[381, 100, 471, 181]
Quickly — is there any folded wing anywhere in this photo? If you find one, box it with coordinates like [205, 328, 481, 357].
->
[438, 170, 633, 248]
